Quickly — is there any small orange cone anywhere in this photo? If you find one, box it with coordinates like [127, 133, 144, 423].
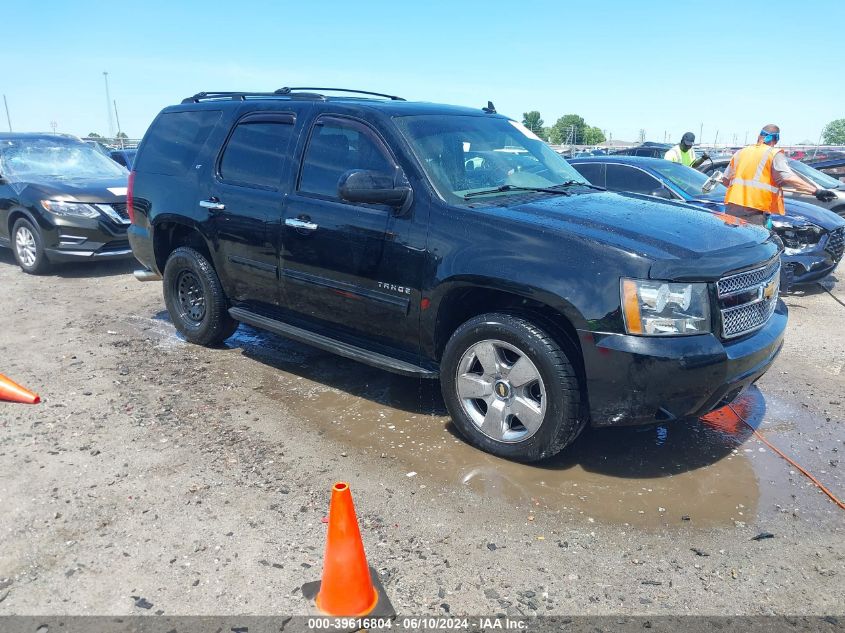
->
[302, 482, 394, 619]
[0, 373, 40, 404]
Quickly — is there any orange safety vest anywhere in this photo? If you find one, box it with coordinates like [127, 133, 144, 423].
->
[724, 143, 785, 215]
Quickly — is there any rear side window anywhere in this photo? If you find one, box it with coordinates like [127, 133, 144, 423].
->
[219, 115, 295, 189]
[135, 110, 221, 175]
[298, 116, 394, 199]
[571, 162, 605, 187]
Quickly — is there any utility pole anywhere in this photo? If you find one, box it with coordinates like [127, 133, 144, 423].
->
[103, 71, 115, 138]
[699, 123, 703, 144]
[744, 131, 748, 145]
[2, 94, 11, 132]
[114, 99, 123, 143]
[714, 130, 719, 146]
[50, 120, 57, 134]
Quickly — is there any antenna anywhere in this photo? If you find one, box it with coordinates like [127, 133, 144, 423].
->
[3, 94, 11, 132]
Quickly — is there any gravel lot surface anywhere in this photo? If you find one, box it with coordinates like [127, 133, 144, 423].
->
[0, 251, 843, 617]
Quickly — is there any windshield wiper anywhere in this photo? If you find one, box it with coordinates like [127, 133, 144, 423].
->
[554, 179, 606, 192]
[463, 184, 572, 199]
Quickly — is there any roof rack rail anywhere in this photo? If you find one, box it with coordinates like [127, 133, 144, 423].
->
[181, 87, 405, 104]
[273, 87, 405, 101]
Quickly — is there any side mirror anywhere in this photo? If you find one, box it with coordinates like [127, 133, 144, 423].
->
[701, 170, 723, 194]
[338, 168, 413, 212]
[651, 187, 674, 200]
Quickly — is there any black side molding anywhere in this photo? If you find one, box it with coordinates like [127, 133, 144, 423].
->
[228, 307, 438, 379]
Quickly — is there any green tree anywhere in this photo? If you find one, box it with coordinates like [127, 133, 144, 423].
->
[550, 114, 587, 145]
[822, 119, 845, 144]
[87, 132, 101, 138]
[522, 111, 544, 136]
[582, 126, 606, 145]
[116, 131, 128, 139]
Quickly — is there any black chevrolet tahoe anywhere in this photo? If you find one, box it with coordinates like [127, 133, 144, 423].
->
[128, 88, 787, 462]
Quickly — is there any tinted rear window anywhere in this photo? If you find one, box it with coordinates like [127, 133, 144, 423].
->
[135, 110, 222, 175]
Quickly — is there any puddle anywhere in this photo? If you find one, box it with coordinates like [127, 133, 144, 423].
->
[223, 325, 833, 527]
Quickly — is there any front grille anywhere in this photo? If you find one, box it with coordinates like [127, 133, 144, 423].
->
[95, 203, 130, 225]
[825, 227, 844, 262]
[718, 258, 780, 339]
[717, 257, 780, 296]
[99, 240, 130, 253]
[110, 203, 130, 220]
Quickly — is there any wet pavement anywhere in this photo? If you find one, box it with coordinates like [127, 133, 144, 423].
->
[223, 324, 839, 529]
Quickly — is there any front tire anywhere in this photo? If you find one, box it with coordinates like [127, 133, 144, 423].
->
[12, 218, 50, 274]
[163, 246, 237, 346]
[441, 313, 585, 462]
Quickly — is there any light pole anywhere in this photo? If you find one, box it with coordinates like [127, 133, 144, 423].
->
[103, 71, 115, 138]
[114, 99, 123, 140]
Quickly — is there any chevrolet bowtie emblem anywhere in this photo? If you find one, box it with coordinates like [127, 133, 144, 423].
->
[763, 278, 777, 300]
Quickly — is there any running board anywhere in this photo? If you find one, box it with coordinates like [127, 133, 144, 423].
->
[228, 307, 438, 379]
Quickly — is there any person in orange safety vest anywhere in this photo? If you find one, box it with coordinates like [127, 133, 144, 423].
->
[721, 124, 836, 226]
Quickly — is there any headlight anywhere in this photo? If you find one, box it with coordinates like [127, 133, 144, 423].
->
[621, 278, 711, 336]
[40, 200, 101, 218]
[770, 218, 822, 254]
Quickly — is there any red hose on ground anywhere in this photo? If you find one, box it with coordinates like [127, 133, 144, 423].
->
[727, 403, 845, 512]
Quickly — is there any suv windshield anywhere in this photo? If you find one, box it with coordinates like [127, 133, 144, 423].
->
[394, 115, 588, 202]
[788, 157, 842, 189]
[649, 160, 727, 198]
[0, 139, 127, 181]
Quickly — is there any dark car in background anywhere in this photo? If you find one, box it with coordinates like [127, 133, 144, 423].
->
[109, 149, 137, 169]
[610, 141, 672, 158]
[0, 133, 133, 274]
[804, 157, 845, 184]
[570, 156, 845, 285]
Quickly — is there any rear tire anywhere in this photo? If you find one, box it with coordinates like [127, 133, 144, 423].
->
[163, 246, 237, 346]
[440, 312, 585, 462]
[12, 218, 51, 275]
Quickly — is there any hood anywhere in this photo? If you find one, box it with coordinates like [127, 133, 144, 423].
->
[498, 191, 779, 280]
[693, 193, 845, 230]
[780, 198, 845, 230]
[14, 176, 128, 203]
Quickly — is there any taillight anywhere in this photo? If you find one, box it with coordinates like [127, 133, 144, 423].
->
[127, 170, 136, 224]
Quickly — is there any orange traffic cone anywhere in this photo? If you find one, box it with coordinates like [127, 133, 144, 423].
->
[302, 482, 394, 619]
[0, 373, 40, 404]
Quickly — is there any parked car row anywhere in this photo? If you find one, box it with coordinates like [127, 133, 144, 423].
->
[6, 91, 835, 463]
[570, 156, 845, 285]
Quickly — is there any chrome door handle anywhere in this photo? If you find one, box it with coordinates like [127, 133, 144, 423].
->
[199, 199, 226, 211]
[285, 218, 318, 231]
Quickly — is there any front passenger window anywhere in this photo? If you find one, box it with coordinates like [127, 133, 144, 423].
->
[298, 117, 394, 199]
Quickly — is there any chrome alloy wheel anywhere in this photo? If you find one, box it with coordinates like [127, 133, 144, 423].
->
[455, 339, 547, 443]
[15, 226, 37, 268]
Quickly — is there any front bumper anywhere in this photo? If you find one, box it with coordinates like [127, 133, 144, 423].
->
[42, 214, 133, 262]
[578, 300, 787, 427]
[781, 226, 844, 285]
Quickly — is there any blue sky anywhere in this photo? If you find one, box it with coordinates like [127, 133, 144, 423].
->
[2, 0, 843, 144]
